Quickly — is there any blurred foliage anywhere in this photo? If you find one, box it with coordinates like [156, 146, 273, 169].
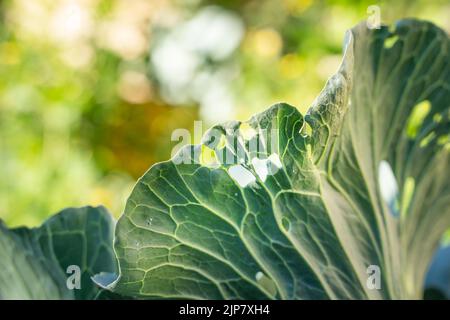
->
[0, 0, 448, 226]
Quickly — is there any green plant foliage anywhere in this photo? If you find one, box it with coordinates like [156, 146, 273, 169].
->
[104, 19, 450, 299]
[0, 206, 117, 299]
[0, 19, 448, 300]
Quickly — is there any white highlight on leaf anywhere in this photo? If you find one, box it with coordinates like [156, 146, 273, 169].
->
[228, 165, 256, 187]
[251, 158, 269, 182]
[251, 153, 283, 182]
[268, 153, 282, 169]
[255, 271, 264, 281]
[378, 160, 399, 215]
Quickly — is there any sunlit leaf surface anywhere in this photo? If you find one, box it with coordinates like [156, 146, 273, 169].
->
[109, 20, 450, 299]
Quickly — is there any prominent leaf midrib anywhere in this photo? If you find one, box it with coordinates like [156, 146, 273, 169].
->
[320, 29, 396, 297]
[315, 185, 375, 299]
[253, 124, 340, 298]
[245, 105, 370, 299]
[309, 50, 387, 298]
[242, 211, 298, 297]
[345, 104, 396, 295]
[183, 140, 300, 299]
[240, 116, 336, 299]
[324, 170, 384, 268]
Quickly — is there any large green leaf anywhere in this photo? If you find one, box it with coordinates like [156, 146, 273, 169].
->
[0, 206, 117, 299]
[106, 19, 450, 299]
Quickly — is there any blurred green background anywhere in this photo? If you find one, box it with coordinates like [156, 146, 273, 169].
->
[0, 0, 449, 227]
